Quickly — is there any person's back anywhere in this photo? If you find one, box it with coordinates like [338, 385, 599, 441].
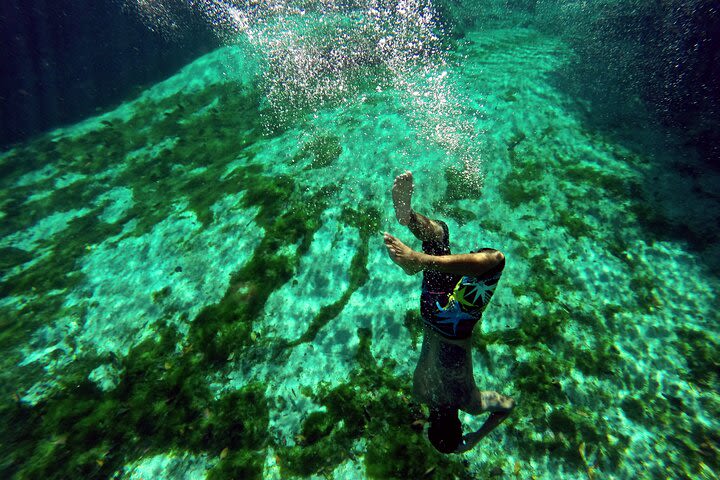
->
[384, 170, 515, 453]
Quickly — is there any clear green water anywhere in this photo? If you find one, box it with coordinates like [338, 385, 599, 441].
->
[0, 3, 718, 480]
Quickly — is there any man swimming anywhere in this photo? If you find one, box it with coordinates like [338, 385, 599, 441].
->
[384, 170, 515, 454]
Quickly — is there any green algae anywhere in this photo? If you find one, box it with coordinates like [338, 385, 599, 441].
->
[277, 327, 471, 479]
[190, 181, 337, 365]
[506, 130, 527, 151]
[341, 203, 382, 237]
[498, 141, 545, 207]
[0, 212, 125, 363]
[523, 251, 578, 304]
[507, 345, 628, 469]
[152, 285, 173, 303]
[432, 200, 477, 226]
[294, 133, 343, 170]
[561, 165, 640, 201]
[480, 219, 503, 232]
[0, 74, 397, 479]
[476, 303, 628, 469]
[628, 271, 661, 311]
[0, 322, 269, 480]
[1, 29, 717, 480]
[674, 327, 720, 388]
[403, 309, 423, 350]
[0, 160, 350, 478]
[473, 245, 629, 470]
[0, 77, 373, 479]
[0, 247, 32, 270]
[299, 411, 336, 446]
[0, 82, 272, 383]
[620, 396, 646, 422]
[557, 209, 593, 238]
[573, 343, 621, 377]
[288, 204, 379, 347]
[620, 387, 720, 476]
[444, 166, 483, 201]
[498, 178, 541, 207]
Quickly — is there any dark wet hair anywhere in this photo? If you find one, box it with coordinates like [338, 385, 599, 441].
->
[427, 407, 462, 454]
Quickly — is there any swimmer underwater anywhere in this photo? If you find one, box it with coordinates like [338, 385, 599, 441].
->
[384, 171, 515, 454]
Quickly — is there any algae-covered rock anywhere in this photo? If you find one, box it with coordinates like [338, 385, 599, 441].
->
[445, 165, 483, 201]
[1, 321, 269, 480]
[277, 328, 470, 479]
[0, 247, 33, 270]
[675, 327, 720, 388]
[295, 134, 343, 170]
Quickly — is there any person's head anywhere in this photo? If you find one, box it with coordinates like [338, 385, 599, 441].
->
[427, 406, 462, 453]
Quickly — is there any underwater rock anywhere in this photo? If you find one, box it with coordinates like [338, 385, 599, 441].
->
[88, 363, 121, 392]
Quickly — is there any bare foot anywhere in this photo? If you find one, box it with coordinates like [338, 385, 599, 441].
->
[480, 391, 516, 412]
[383, 232, 423, 275]
[392, 171, 414, 226]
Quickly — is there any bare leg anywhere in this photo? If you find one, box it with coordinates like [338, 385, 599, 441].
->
[468, 412, 510, 440]
[408, 211, 445, 243]
[471, 391, 515, 439]
[392, 171, 444, 243]
[455, 391, 515, 452]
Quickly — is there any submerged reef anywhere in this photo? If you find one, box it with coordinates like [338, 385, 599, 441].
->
[294, 134, 343, 170]
[0, 73, 469, 479]
[278, 327, 471, 479]
[0, 78, 342, 477]
[490, 118, 719, 477]
[1, 22, 719, 480]
[1, 322, 269, 479]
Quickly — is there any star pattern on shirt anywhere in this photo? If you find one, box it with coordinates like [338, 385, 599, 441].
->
[451, 286, 476, 308]
[462, 278, 497, 304]
[435, 300, 476, 336]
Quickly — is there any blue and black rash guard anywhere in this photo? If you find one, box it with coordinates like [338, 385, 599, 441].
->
[419, 221, 504, 340]
[421, 269, 503, 339]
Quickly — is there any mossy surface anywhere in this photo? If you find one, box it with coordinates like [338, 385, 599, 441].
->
[0, 82, 271, 381]
[474, 234, 629, 470]
[444, 166, 483, 201]
[0, 322, 269, 480]
[287, 204, 379, 347]
[432, 200, 478, 226]
[2, 25, 719, 480]
[403, 309, 423, 350]
[294, 134, 343, 170]
[556, 208, 592, 238]
[674, 327, 720, 388]
[277, 327, 471, 479]
[190, 180, 338, 366]
[0, 78, 351, 478]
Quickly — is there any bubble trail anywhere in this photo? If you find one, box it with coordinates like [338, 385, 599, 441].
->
[124, 0, 486, 179]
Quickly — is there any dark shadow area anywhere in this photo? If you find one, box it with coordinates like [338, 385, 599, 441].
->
[535, 1, 720, 273]
[435, 0, 720, 272]
[536, 0, 720, 167]
[0, 0, 220, 148]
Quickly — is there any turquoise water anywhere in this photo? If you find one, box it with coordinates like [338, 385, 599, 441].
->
[1, 2, 719, 479]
